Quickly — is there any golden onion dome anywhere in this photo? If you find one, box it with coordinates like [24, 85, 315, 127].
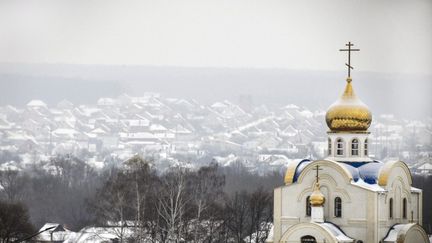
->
[309, 182, 325, 206]
[325, 77, 372, 132]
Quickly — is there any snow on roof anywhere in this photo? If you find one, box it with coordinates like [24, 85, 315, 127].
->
[172, 125, 192, 134]
[37, 223, 73, 242]
[290, 160, 387, 191]
[39, 223, 61, 232]
[97, 97, 116, 106]
[64, 226, 134, 243]
[126, 118, 150, 127]
[0, 161, 21, 171]
[5, 105, 21, 113]
[321, 222, 354, 242]
[281, 125, 298, 135]
[0, 118, 12, 128]
[284, 104, 299, 109]
[87, 157, 105, 170]
[154, 132, 175, 139]
[149, 124, 167, 131]
[120, 132, 156, 140]
[418, 162, 432, 170]
[351, 178, 386, 192]
[211, 102, 228, 108]
[6, 132, 38, 144]
[299, 109, 314, 118]
[236, 116, 274, 133]
[126, 141, 157, 145]
[80, 105, 100, 113]
[342, 161, 384, 184]
[84, 132, 97, 138]
[106, 220, 135, 227]
[213, 154, 239, 167]
[52, 128, 78, 136]
[383, 224, 407, 242]
[27, 99, 47, 107]
[91, 128, 106, 134]
[410, 187, 422, 193]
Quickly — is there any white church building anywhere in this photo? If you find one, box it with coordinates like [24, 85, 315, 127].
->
[266, 43, 430, 243]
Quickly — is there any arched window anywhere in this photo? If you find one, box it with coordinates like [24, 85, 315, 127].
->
[301, 235, 316, 243]
[403, 198, 407, 219]
[306, 196, 311, 216]
[364, 139, 368, 156]
[334, 197, 342, 217]
[336, 138, 344, 156]
[328, 138, 332, 156]
[351, 139, 359, 156]
[389, 198, 393, 219]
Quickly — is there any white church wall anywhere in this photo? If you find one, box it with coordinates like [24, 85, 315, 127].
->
[335, 186, 371, 242]
[382, 164, 413, 227]
[277, 160, 386, 242]
[326, 132, 372, 162]
[274, 157, 426, 243]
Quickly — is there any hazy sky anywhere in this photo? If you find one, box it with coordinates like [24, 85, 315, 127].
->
[0, 0, 431, 74]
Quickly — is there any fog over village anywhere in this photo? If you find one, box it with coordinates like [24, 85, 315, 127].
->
[0, 0, 431, 242]
[0, 66, 431, 174]
[0, 65, 431, 242]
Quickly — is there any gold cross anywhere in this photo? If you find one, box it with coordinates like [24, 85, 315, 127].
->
[339, 41, 360, 77]
[314, 165, 323, 183]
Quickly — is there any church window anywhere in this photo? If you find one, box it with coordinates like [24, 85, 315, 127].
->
[306, 196, 311, 216]
[389, 198, 393, 219]
[301, 235, 316, 243]
[364, 139, 368, 156]
[351, 139, 359, 156]
[328, 138, 332, 156]
[336, 138, 344, 156]
[403, 198, 407, 219]
[334, 197, 342, 217]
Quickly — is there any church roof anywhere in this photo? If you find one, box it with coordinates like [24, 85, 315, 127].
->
[320, 222, 354, 242]
[290, 159, 385, 185]
[342, 161, 384, 184]
[382, 223, 430, 243]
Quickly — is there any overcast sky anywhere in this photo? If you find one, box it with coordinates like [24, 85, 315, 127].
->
[0, 0, 431, 75]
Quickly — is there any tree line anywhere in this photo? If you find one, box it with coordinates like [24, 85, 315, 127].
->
[0, 154, 431, 242]
[0, 155, 280, 242]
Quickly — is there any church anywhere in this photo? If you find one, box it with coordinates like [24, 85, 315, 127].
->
[266, 43, 430, 243]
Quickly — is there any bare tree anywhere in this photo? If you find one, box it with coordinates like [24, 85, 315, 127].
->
[0, 201, 34, 243]
[190, 163, 225, 242]
[124, 155, 156, 241]
[224, 191, 250, 243]
[247, 188, 272, 243]
[0, 169, 28, 202]
[90, 171, 132, 243]
[156, 167, 191, 242]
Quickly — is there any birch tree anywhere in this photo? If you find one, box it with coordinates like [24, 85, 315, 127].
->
[156, 167, 190, 242]
[190, 163, 225, 242]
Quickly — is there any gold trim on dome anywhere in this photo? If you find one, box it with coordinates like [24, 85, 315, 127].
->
[284, 160, 304, 185]
[378, 160, 413, 186]
[310, 182, 325, 206]
[325, 77, 372, 132]
[327, 131, 370, 134]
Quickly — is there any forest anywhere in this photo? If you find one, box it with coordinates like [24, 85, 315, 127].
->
[0, 155, 280, 242]
[0, 155, 430, 242]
